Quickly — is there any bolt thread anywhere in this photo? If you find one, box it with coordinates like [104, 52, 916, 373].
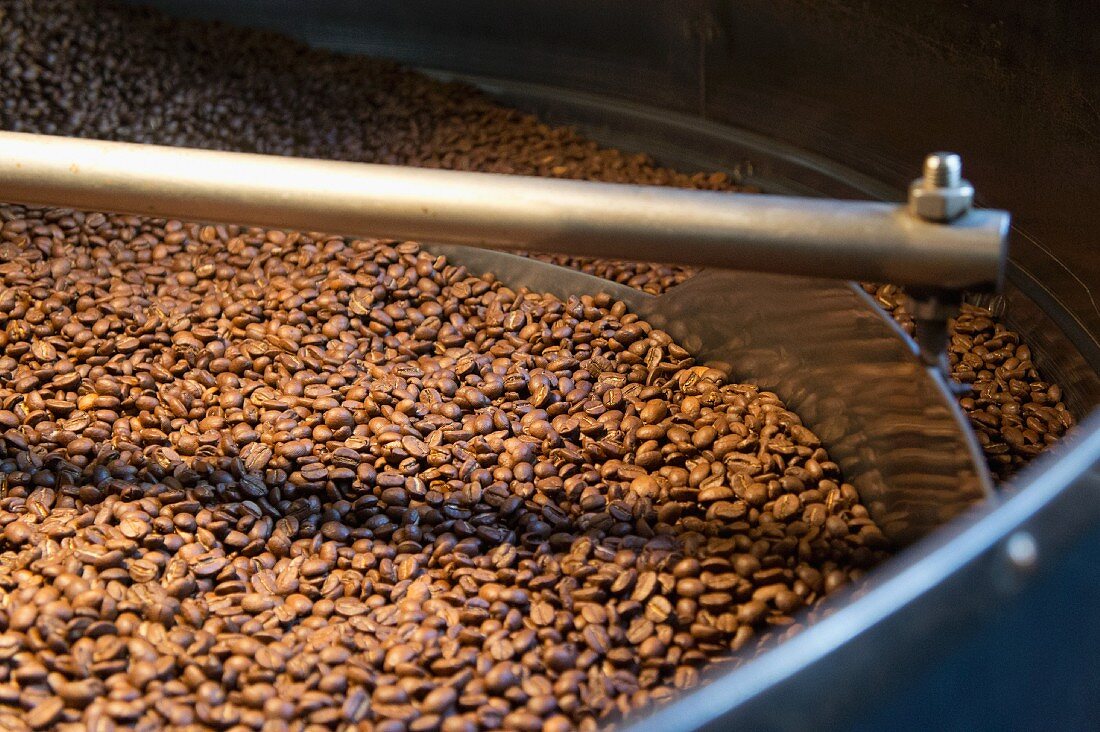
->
[924, 153, 961, 188]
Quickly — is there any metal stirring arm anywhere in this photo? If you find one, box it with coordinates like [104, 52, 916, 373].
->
[0, 132, 1006, 369]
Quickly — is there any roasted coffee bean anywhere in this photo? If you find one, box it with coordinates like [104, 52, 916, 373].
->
[422, 687, 458, 714]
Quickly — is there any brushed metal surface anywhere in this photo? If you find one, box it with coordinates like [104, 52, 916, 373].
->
[0, 131, 1007, 290]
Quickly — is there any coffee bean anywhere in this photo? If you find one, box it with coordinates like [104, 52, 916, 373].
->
[632, 571, 658, 602]
[342, 688, 370, 723]
[324, 408, 355, 430]
[422, 687, 457, 714]
[645, 596, 673, 623]
[530, 602, 555, 627]
[773, 494, 801, 520]
[582, 624, 611, 655]
[26, 697, 63, 729]
[639, 400, 669, 424]
[119, 516, 150, 539]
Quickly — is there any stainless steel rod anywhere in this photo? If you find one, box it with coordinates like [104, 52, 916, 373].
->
[0, 131, 1007, 289]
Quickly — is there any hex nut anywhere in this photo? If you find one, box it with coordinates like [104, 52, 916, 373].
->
[908, 179, 974, 222]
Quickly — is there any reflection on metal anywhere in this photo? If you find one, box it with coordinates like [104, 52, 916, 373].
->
[435, 247, 992, 546]
[1005, 531, 1038, 571]
[427, 244, 647, 309]
[632, 269, 993, 544]
[0, 131, 1007, 290]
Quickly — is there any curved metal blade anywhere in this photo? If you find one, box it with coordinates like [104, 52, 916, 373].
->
[431, 244, 992, 547]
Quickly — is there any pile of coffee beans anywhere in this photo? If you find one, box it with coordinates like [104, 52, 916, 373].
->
[948, 304, 1074, 479]
[0, 0, 1071, 479]
[859, 285, 1073, 479]
[0, 0, 1075, 727]
[0, 0, 720, 305]
[0, 204, 888, 729]
[860, 284, 915, 337]
[0, 1, 746, 187]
